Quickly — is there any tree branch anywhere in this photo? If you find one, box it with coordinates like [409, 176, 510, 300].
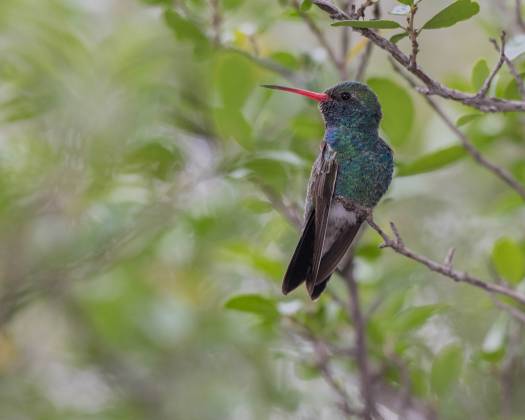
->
[341, 257, 377, 420]
[312, 0, 525, 112]
[477, 34, 507, 98]
[490, 34, 525, 100]
[406, 2, 419, 71]
[355, 0, 375, 19]
[287, 317, 360, 416]
[260, 186, 303, 228]
[390, 59, 525, 201]
[259, 189, 437, 419]
[366, 217, 525, 307]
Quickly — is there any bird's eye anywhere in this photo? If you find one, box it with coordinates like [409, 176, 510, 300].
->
[340, 92, 351, 100]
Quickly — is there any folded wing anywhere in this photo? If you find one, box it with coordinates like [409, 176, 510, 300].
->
[282, 144, 363, 299]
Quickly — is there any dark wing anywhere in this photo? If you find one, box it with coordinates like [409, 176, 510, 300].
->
[305, 146, 338, 297]
[281, 210, 315, 295]
[309, 218, 364, 299]
[281, 143, 338, 296]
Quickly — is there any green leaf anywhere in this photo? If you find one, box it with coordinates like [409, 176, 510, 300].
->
[392, 304, 445, 333]
[512, 161, 525, 183]
[296, 362, 321, 380]
[242, 198, 273, 214]
[366, 319, 385, 345]
[254, 150, 306, 167]
[269, 51, 300, 70]
[431, 344, 463, 396]
[410, 368, 429, 398]
[397, 0, 414, 4]
[125, 142, 181, 180]
[224, 294, 279, 320]
[332, 20, 402, 29]
[355, 242, 382, 261]
[222, 243, 283, 279]
[492, 237, 525, 284]
[396, 147, 464, 176]
[456, 113, 483, 127]
[390, 32, 408, 43]
[367, 78, 413, 146]
[223, 0, 244, 10]
[141, 0, 171, 6]
[495, 72, 514, 98]
[300, 0, 312, 11]
[213, 107, 253, 149]
[243, 157, 288, 190]
[164, 10, 209, 53]
[215, 53, 256, 109]
[380, 292, 407, 319]
[396, 135, 493, 176]
[503, 73, 525, 100]
[422, 0, 480, 30]
[292, 113, 324, 140]
[471, 59, 489, 91]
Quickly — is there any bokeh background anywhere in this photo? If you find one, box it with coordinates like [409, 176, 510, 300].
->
[0, 0, 524, 419]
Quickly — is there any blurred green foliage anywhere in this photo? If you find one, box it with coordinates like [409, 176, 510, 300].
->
[0, 0, 524, 419]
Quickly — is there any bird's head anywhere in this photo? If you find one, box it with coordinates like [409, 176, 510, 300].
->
[262, 81, 382, 129]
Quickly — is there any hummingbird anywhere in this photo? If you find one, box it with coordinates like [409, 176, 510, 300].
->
[263, 81, 393, 299]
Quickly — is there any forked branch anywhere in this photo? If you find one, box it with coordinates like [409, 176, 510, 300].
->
[366, 217, 525, 307]
[312, 0, 525, 112]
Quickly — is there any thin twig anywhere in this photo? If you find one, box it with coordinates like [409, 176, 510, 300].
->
[312, 0, 525, 112]
[260, 186, 302, 228]
[384, 352, 412, 417]
[248, 34, 260, 56]
[366, 217, 525, 307]
[288, 317, 360, 416]
[326, 287, 348, 309]
[477, 33, 507, 98]
[390, 59, 525, 201]
[316, 348, 361, 417]
[292, 0, 345, 79]
[355, 40, 373, 81]
[444, 247, 456, 268]
[354, 0, 380, 82]
[340, 0, 355, 79]
[491, 33, 525, 100]
[492, 296, 525, 324]
[407, 3, 419, 71]
[355, 0, 375, 19]
[517, 0, 525, 32]
[210, 0, 221, 44]
[260, 189, 436, 419]
[504, 55, 525, 100]
[342, 258, 377, 420]
[266, 187, 377, 418]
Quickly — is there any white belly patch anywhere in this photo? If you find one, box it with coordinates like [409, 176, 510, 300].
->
[322, 202, 357, 254]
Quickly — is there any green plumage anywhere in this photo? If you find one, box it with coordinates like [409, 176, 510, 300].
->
[321, 82, 393, 208]
[263, 80, 393, 299]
